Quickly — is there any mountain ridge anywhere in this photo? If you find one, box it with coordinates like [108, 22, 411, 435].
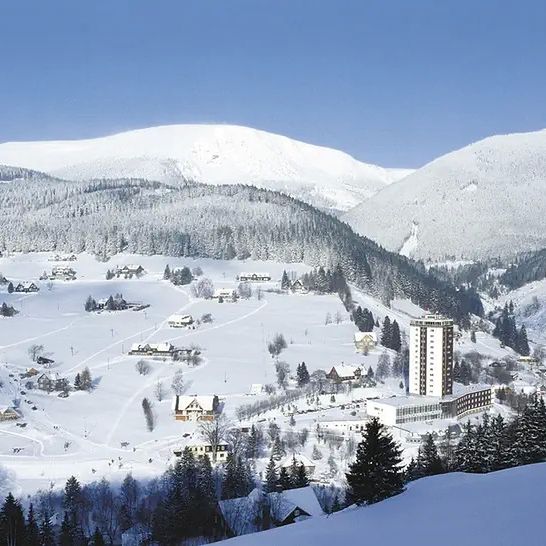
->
[344, 127, 546, 261]
[0, 124, 412, 211]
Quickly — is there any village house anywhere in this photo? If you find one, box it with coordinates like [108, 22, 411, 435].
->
[172, 394, 219, 421]
[290, 279, 308, 293]
[24, 367, 40, 378]
[129, 342, 175, 358]
[218, 486, 324, 538]
[213, 288, 238, 301]
[279, 453, 316, 476]
[174, 437, 230, 463]
[14, 282, 39, 293]
[326, 365, 362, 383]
[0, 406, 20, 421]
[354, 331, 377, 352]
[317, 418, 369, 438]
[37, 372, 68, 392]
[47, 266, 76, 281]
[114, 265, 145, 278]
[167, 314, 194, 328]
[237, 272, 272, 282]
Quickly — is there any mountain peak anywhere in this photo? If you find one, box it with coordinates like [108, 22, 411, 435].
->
[0, 124, 412, 211]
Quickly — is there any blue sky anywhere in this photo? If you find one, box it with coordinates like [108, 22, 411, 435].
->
[1, 0, 545, 167]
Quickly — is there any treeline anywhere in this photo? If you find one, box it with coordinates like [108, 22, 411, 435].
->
[500, 248, 546, 290]
[491, 302, 530, 355]
[0, 444, 322, 546]
[0, 174, 481, 324]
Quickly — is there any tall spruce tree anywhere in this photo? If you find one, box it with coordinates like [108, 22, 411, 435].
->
[346, 418, 404, 505]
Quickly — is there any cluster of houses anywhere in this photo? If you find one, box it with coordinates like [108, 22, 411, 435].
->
[48, 254, 77, 262]
[13, 282, 39, 293]
[128, 342, 200, 361]
[41, 266, 76, 281]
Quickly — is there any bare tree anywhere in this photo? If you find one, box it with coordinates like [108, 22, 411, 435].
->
[199, 415, 230, 463]
[28, 344, 44, 362]
[275, 361, 290, 389]
[154, 381, 164, 402]
[191, 277, 214, 299]
[136, 360, 151, 376]
[141, 398, 155, 431]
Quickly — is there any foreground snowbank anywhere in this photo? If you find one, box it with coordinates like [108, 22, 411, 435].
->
[227, 463, 546, 546]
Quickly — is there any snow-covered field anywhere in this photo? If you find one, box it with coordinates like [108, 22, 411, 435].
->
[226, 463, 546, 546]
[0, 253, 384, 493]
[0, 252, 531, 495]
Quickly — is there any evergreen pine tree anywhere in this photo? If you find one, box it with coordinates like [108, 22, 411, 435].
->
[277, 467, 291, 491]
[390, 320, 401, 352]
[39, 511, 55, 546]
[380, 317, 392, 347]
[163, 264, 171, 280]
[0, 493, 26, 546]
[281, 270, 290, 290]
[91, 528, 105, 546]
[25, 503, 40, 546]
[419, 434, 444, 476]
[346, 418, 404, 505]
[264, 457, 278, 493]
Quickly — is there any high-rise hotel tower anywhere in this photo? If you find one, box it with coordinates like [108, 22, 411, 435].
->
[409, 314, 454, 397]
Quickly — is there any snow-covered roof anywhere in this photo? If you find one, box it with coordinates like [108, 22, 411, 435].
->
[172, 395, 216, 412]
[369, 395, 442, 408]
[269, 486, 324, 519]
[354, 331, 377, 342]
[330, 365, 361, 378]
[130, 342, 173, 352]
[0, 406, 17, 414]
[239, 272, 271, 277]
[280, 453, 315, 469]
[168, 314, 192, 322]
[219, 486, 323, 536]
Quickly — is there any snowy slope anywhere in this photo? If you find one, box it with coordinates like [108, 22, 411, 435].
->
[0, 124, 412, 211]
[227, 464, 546, 546]
[344, 128, 546, 260]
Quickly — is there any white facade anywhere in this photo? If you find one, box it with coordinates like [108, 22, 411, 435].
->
[409, 314, 454, 397]
[367, 396, 443, 427]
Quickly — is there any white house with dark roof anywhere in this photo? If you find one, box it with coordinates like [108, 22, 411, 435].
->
[172, 394, 219, 421]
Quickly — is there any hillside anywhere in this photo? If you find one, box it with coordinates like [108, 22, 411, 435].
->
[227, 464, 546, 546]
[0, 169, 481, 322]
[344, 128, 546, 261]
[0, 124, 412, 211]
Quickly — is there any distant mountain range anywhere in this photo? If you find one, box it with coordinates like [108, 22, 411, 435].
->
[0, 124, 412, 211]
[344, 128, 546, 261]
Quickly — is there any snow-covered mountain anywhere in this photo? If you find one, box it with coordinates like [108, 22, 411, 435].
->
[0, 124, 412, 211]
[344, 128, 546, 261]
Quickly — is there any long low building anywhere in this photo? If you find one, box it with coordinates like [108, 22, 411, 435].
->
[367, 384, 492, 426]
[441, 384, 492, 418]
[367, 396, 443, 427]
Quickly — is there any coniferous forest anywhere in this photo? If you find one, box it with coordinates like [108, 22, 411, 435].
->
[0, 167, 482, 324]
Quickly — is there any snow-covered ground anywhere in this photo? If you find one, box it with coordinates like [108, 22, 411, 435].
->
[0, 252, 532, 495]
[226, 462, 546, 546]
[344, 127, 546, 260]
